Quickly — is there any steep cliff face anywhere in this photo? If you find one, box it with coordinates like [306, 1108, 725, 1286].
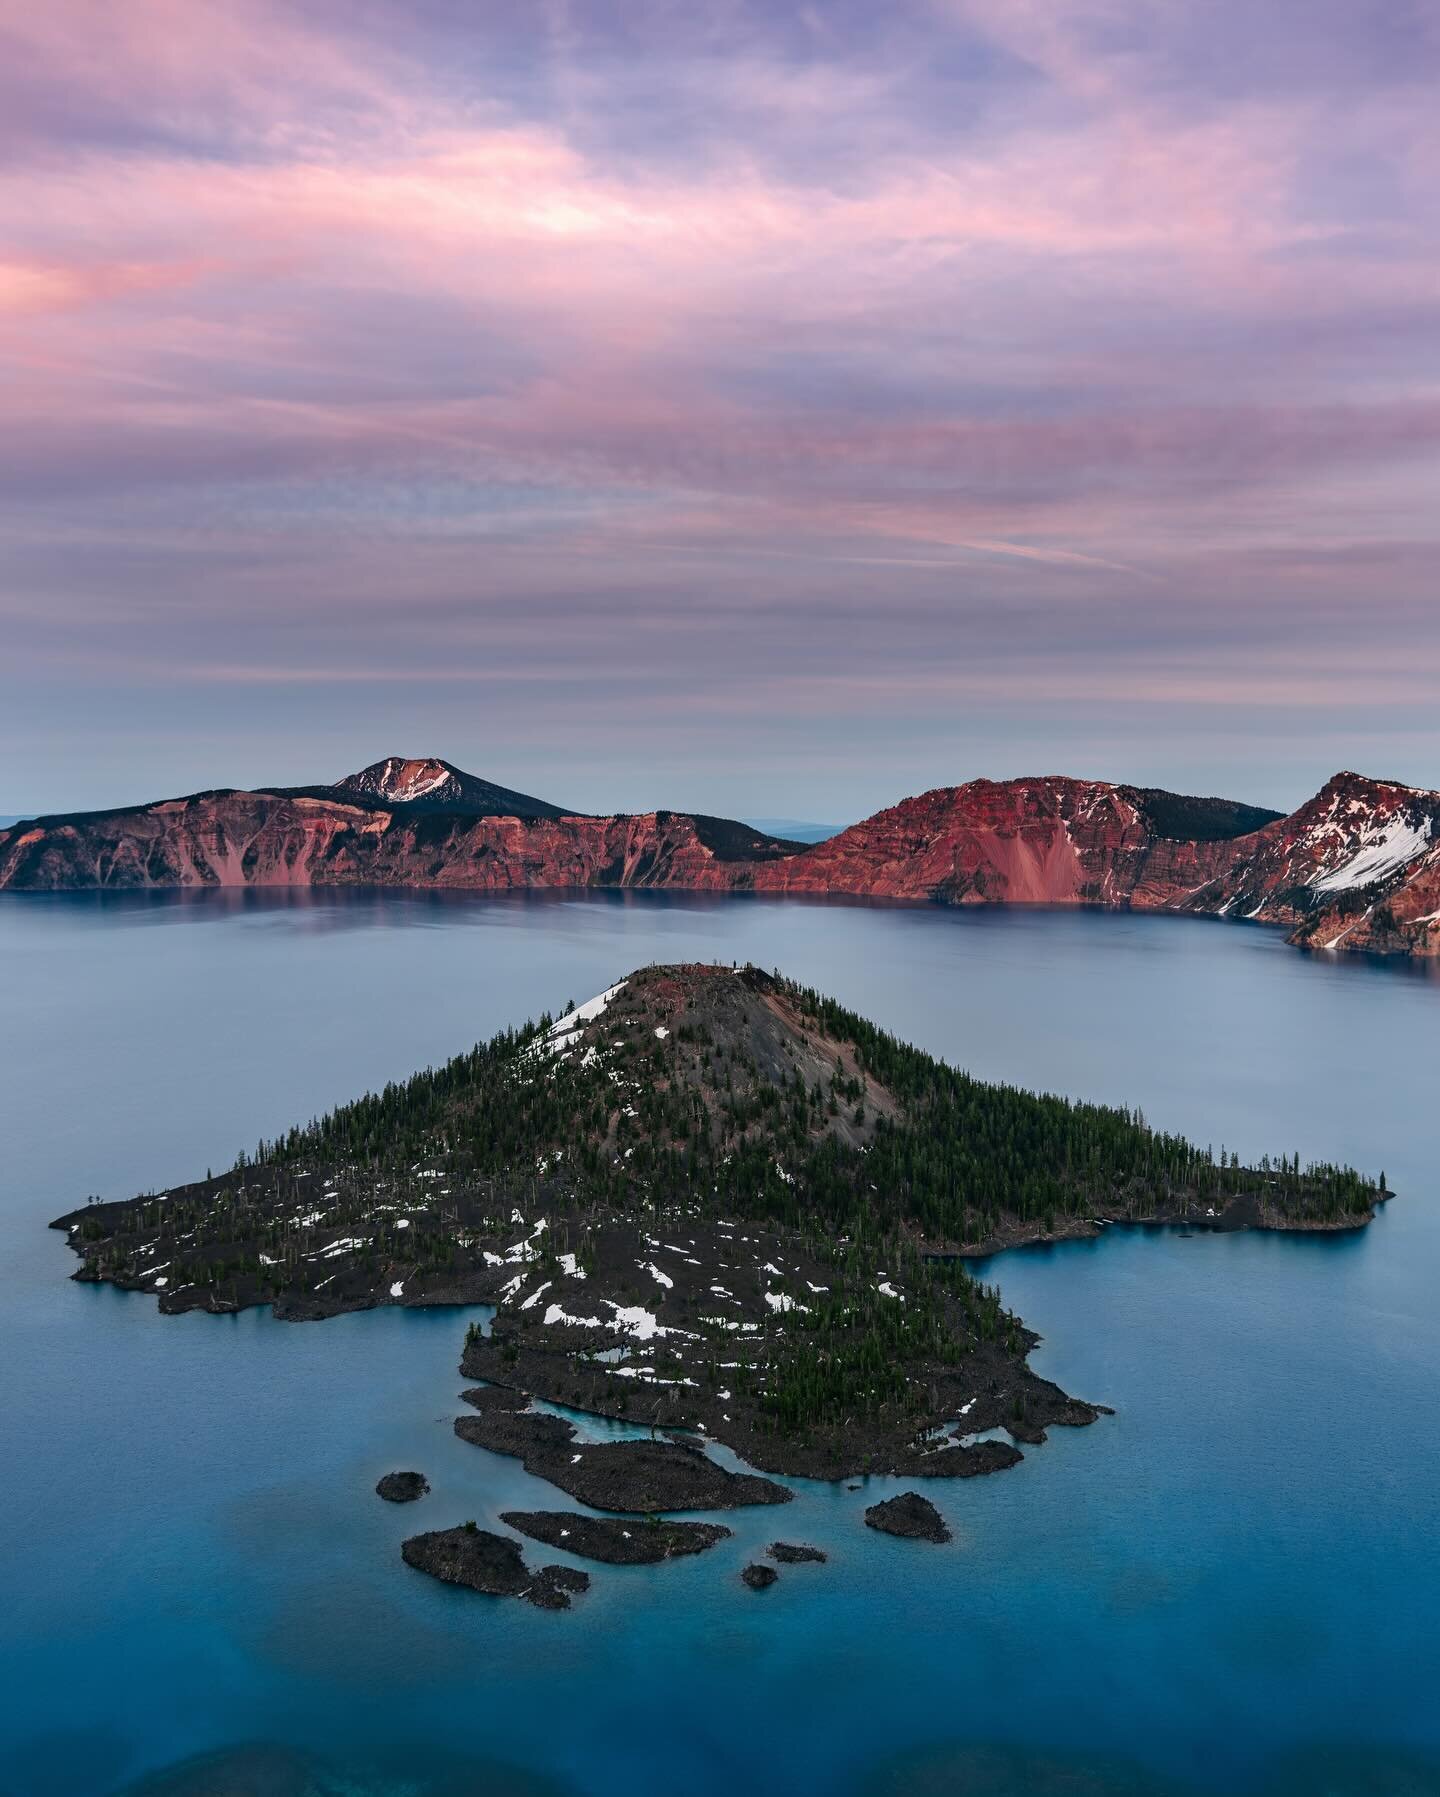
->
[746, 770, 1440, 954]
[0, 794, 783, 893]
[747, 778, 1263, 907]
[1185, 771, 1440, 953]
[2, 762, 1437, 958]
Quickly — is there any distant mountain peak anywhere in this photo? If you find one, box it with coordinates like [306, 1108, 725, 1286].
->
[337, 757, 464, 805]
[330, 757, 571, 821]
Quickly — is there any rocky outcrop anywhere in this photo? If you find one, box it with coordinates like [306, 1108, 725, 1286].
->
[741, 1563, 779, 1590]
[4, 759, 1437, 956]
[400, 1524, 590, 1608]
[499, 1511, 731, 1564]
[768, 1542, 827, 1564]
[864, 1492, 951, 1543]
[375, 1470, 429, 1503]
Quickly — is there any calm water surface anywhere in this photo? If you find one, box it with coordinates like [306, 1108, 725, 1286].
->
[2, 891, 1438, 1797]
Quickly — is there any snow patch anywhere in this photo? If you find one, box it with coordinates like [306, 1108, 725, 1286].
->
[1311, 816, 1433, 893]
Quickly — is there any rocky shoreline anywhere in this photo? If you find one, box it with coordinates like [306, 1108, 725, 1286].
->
[454, 1384, 792, 1511]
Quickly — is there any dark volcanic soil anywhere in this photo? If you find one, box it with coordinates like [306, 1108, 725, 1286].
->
[499, 1511, 731, 1564]
[400, 1525, 591, 1609]
[864, 1491, 952, 1543]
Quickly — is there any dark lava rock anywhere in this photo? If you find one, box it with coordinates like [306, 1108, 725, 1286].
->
[864, 1492, 951, 1543]
[741, 1563, 779, 1590]
[401, 1525, 591, 1609]
[528, 1563, 591, 1611]
[768, 1541, 826, 1564]
[455, 1407, 791, 1513]
[912, 1439, 1023, 1478]
[375, 1471, 429, 1503]
[460, 1383, 528, 1414]
[501, 1510, 731, 1564]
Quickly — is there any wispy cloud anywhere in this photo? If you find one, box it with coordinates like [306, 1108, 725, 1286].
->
[0, 0, 1437, 812]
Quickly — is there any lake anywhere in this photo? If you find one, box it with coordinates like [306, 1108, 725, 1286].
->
[2, 890, 1438, 1797]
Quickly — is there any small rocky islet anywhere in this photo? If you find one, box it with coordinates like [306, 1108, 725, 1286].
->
[499, 1511, 731, 1565]
[769, 1541, 827, 1564]
[401, 1525, 590, 1610]
[865, 1492, 952, 1543]
[52, 962, 1386, 1604]
[375, 1470, 429, 1503]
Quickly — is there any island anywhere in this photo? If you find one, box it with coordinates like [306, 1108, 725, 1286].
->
[52, 962, 1382, 1502]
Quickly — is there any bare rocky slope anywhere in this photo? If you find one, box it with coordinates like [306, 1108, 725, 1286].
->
[3, 757, 1437, 957]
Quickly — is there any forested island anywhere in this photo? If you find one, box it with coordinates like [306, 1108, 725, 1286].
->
[54, 964, 1382, 1497]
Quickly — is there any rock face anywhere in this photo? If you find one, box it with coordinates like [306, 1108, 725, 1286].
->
[741, 1563, 779, 1590]
[400, 1525, 591, 1608]
[5, 757, 1438, 957]
[0, 785, 794, 895]
[864, 1492, 952, 1543]
[499, 1511, 731, 1564]
[375, 1470, 429, 1503]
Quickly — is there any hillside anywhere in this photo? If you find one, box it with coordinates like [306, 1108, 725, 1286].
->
[52, 965, 1381, 1481]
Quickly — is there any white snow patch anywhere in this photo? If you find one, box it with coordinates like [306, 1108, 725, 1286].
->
[645, 1262, 674, 1289]
[541, 1300, 693, 1341]
[1311, 816, 1433, 893]
[389, 1281, 405, 1298]
[537, 981, 628, 1056]
[765, 1291, 808, 1314]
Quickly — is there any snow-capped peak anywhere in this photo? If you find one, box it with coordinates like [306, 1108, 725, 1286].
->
[337, 757, 460, 805]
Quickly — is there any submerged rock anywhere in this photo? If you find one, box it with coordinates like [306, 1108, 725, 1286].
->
[500, 1510, 730, 1564]
[768, 1541, 826, 1564]
[864, 1492, 951, 1543]
[401, 1524, 591, 1609]
[741, 1563, 779, 1590]
[375, 1471, 429, 1503]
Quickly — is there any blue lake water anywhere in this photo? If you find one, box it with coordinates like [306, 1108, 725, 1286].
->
[2, 890, 1438, 1797]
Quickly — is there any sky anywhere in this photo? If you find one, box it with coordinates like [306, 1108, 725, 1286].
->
[3, 0, 1438, 822]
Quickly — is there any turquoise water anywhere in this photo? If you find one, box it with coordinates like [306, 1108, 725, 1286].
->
[2, 891, 1438, 1797]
